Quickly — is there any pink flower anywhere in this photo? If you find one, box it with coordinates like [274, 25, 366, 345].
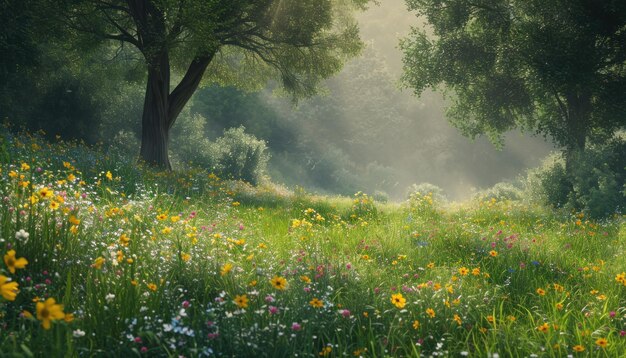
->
[346, 263, 352, 270]
[265, 295, 275, 303]
[207, 333, 219, 339]
[134, 337, 142, 343]
[182, 300, 190, 308]
[340, 309, 351, 318]
[291, 322, 302, 331]
[140, 347, 148, 353]
[609, 311, 616, 318]
[268, 306, 278, 314]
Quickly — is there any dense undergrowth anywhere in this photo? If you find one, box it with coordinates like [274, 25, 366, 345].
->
[0, 131, 624, 357]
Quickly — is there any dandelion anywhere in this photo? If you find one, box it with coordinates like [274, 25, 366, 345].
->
[390, 293, 406, 309]
[0, 275, 19, 301]
[595, 338, 608, 348]
[572, 345, 585, 352]
[234, 294, 249, 309]
[309, 298, 324, 308]
[270, 276, 287, 290]
[36, 298, 65, 329]
[489, 250, 498, 257]
[4, 250, 28, 274]
[426, 308, 435, 318]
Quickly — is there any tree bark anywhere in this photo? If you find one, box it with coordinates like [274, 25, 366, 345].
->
[139, 51, 171, 169]
[138, 52, 215, 169]
[563, 92, 591, 173]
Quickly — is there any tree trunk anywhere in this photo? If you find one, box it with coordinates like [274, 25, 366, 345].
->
[139, 51, 172, 169]
[563, 92, 591, 173]
[138, 51, 215, 169]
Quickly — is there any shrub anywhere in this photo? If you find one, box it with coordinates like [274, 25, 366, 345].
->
[212, 126, 270, 185]
[525, 139, 626, 219]
[473, 182, 523, 202]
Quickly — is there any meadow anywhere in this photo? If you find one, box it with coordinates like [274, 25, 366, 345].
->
[0, 132, 624, 357]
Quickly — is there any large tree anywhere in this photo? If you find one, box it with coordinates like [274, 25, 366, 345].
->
[401, 0, 626, 169]
[48, 0, 369, 169]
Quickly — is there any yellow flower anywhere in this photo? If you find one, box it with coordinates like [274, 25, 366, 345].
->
[105, 171, 113, 180]
[270, 276, 288, 290]
[4, 250, 28, 274]
[453, 314, 462, 325]
[0, 275, 19, 301]
[537, 323, 550, 333]
[170, 215, 180, 223]
[426, 262, 435, 269]
[181, 253, 191, 262]
[36, 298, 65, 330]
[119, 233, 130, 246]
[458, 267, 469, 276]
[147, 283, 157, 291]
[21, 163, 30, 171]
[536, 288, 546, 296]
[232, 201, 240, 207]
[156, 214, 168, 221]
[486, 315, 495, 324]
[555, 303, 564, 310]
[234, 294, 249, 308]
[472, 268, 481, 276]
[220, 263, 233, 276]
[300, 275, 312, 284]
[390, 293, 406, 309]
[69, 215, 81, 225]
[595, 338, 608, 348]
[489, 250, 498, 257]
[412, 320, 420, 329]
[49, 201, 60, 210]
[572, 345, 585, 352]
[309, 298, 324, 308]
[92, 257, 105, 269]
[426, 308, 435, 318]
[319, 346, 332, 356]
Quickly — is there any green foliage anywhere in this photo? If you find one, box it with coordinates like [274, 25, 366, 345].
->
[473, 182, 524, 202]
[526, 139, 626, 218]
[401, 0, 626, 151]
[406, 182, 446, 202]
[213, 127, 270, 185]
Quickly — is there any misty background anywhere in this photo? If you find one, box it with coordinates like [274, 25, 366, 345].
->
[1, 0, 556, 201]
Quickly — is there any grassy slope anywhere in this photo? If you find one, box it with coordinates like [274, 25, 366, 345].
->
[0, 132, 624, 357]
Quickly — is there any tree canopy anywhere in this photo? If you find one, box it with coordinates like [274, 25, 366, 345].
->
[401, 0, 626, 159]
[41, 0, 371, 168]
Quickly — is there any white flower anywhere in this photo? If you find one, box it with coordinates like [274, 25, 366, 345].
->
[15, 229, 29, 240]
[105, 293, 116, 303]
[73, 329, 86, 337]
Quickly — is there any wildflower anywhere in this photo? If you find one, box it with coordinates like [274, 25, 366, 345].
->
[536, 288, 546, 296]
[4, 250, 28, 274]
[319, 346, 332, 356]
[73, 329, 86, 338]
[556, 303, 564, 310]
[537, 323, 550, 333]
[15, 229, 30, 240]
[92, 257, 105, 269]
[181, 253, 191, 262]
[426, 262, 435, 269]
[170, 215, 180, 223]
[105, 171, 113, 180]
[69, 215, 80, 225]
[426, 308, 435, 318]
[36, 298, 65, 329]
[291, 322, 302, 331]
[390, 293, 406, 309]
[234, 294, 249, 309]
[489, 250, 498, 257]
[156, 214, 167, 221]
[309, 298, 324, 308]
[595, 338, 608, 348]
[453, 314, 462, 325]
[572, 345, 585, 352]
[49, 201, 60, 210]
[413, 320, 420, 329]
[458, 267, 469, 276]
[487, 315, 495, 324]
[268, 306, 279, 314]
[472, 268, 480, 276]
[119, 233, 130, 246]
[21, 163, 30, 171]
[147, 283, 157, 292]
[270, 276, 287, 290]
[0, 275, 19, 301]
[232, 201, 240, 207]
[220, 263, 233, 276]
[300, 275, 312, 284]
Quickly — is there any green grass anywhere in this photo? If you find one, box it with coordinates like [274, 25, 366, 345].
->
[0, 131, 624, 357]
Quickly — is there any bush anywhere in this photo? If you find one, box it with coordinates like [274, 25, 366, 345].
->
[212, 126, 270, 185]
[525, 139, 626, 219]
[473, 182, 523, 202]
[406, 183, 446, 202]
